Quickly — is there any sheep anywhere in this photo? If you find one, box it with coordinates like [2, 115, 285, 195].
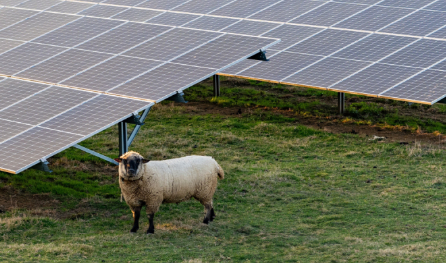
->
[115, 151, 224, 234]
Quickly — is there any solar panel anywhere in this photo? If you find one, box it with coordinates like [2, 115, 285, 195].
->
[0, 79, 49, 111]
[0, 86, 97, 125]
[172, 0, 234, 14]
[379, 10, 446, 37]
[77, 0, 102, 3]
[249, 0, 325, 23]
[0, 127, 83, 174]
[172, 34, 279, 69]
[329, 64, 422, 96]
[381, 70, 446, 103]
[123, 28, 222, 61]
[332, 34, 417, 62]
[32, 17, 124, 47]
[0, 12, 80, 41]
[424, 0, 446, 11]
[76, 22, 172, 54]
[0, 0, 28, 6]
[378, 0, 436, 9]
[0, 43, 67, 76]
[380, 39, 446, 68]
[111, 8, 163, 22]
[237, 51, 320, 82]
[428, 26, 446, 39]
[289, 2, 368, 27]
[223, 20, 280, 36]
[287, 29, 369, 56]
[209, 0, 280, 18]
[0, 8, 38, 30]
[433, 60, 446, 71]
[136, 0, 190, 10]
[16, 49, 112, 83]
[337, 0, 381, 4]
[182, 16, 240, 31]
[102, 0, 146, 6]
[282, 58, 371, 88]
[145, 12, 200, 27]
[0, 39, 23, 54]
[108, 63, 215, 101]
[334, 6, 413, 32]
[40, 95, 152, 135]
[78, 5, 128, 18]
[15, 0, 62, 10]
[0, 119, 33, 144]
[61, 56, 162, 92]
[262, 25, 323, 51]
[45, 1, 94, 14]
[219, 57, 264, 76]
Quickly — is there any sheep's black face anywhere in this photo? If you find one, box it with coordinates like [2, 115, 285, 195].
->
[123, 156, 141, 177]
[115, 152, 150, 178]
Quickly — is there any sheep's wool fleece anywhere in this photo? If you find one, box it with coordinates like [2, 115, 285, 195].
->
[119, 155, 223, 213]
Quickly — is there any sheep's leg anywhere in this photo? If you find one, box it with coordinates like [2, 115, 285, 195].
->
[210, 208, 216, 221]
[130, 207, 141, 233]
[203, 204, 212, 224]
[147, 213, 155, 234]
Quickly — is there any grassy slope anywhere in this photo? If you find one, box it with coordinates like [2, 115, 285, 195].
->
[1, 82, 446, 262]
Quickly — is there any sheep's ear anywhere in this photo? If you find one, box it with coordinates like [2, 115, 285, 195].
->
[142, 159, 150, 163]
[114, 158, 122, 163]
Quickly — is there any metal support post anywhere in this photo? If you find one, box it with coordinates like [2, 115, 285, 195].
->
[338, 92, 345, 115]
[118, 121, 128, 157]
[32, 158, 52, 173]
[213, 75, 221, 97]
[166, 92, 187, 103]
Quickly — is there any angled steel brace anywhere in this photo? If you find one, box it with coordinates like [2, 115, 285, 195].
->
[73, 144, 119, 165]
[127, 106, 152, 148]
[32, 158, 53, 173]
[248, 50, 269, 61]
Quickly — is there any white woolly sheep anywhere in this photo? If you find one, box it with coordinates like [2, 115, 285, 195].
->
[115, 151, 224, 234]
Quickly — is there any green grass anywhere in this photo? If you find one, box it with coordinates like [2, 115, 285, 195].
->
[2, 82, 446, 262]
[188, 77, 446, 134]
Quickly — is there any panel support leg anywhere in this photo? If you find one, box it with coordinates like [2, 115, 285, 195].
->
[32, 158, 52, 173]
[213, 75, 220, 97]
[119, 122, 128, 157]
[338, 92, 345, 115]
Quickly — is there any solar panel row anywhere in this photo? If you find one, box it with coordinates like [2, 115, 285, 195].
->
[0, 1, 280, 173]
[67, 0, 444, 105]
[23, 0, 445, 104]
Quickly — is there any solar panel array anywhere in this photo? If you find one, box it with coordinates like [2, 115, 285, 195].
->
[31, 0, 446, 105]
[0, 0, 279, 173]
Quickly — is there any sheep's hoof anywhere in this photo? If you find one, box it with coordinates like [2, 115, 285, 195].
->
[203, 218, 209, 224]
[130, 229, 138, 233]
[146, 230, 154, 235]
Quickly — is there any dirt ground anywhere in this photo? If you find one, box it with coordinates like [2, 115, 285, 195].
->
[1, 100, 445, 214]
[0, 185, 59, 213]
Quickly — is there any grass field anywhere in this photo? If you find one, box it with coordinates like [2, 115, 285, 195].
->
[1, 78, 446, 262]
